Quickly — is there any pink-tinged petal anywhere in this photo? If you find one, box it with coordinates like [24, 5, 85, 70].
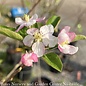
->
[36, 17, 45, 22]
[30, 52, 38, 62]
[58, 26, 78, 55]
[43, 34, 58, 47]
[62, 26, 70, 33]
[26, 19, 36, 26]
[15, 17, 24, 25]
[30, 14, 38, 20]
[40, 24, 54, 35]
[27, 28, 39, 35]
[68, 32, 76, 42]
[21, 53, 34, 66]
[16, 23, 26, 32]
[23, 59, 33, 66]
[58, 44, 78, 54]
[58, 31, 70, 44]
[25, 14, 38, 26]
[32, 41, 45, 57]
[58, 26, 74, 44]
[59, 26, 70, 36]
[23, 35, 34, 47]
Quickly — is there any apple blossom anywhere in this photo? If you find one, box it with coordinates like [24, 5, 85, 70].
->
[23, 24, 58, 57]
[15, 14, 45, 32]
[21, 52, 38, 66]
[58, 26, 78, 54]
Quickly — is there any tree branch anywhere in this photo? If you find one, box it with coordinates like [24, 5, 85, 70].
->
[28, 0, 41, 15]
[1, 62, 23, 84]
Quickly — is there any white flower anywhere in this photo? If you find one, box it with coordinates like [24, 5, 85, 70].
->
[23, 25, 58, 57]
[15, 14, 38, 32]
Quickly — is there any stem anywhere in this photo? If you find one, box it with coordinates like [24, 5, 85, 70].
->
[28, 0, 41, 15]
[1, 62, 23, 84]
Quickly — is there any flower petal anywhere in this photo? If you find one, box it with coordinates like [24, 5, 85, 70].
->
[68, 32, 76, 42]
[16, 23, 26, 32]
[36, 17, 45, 22]
[62, 26, 70, 33]
[23, 59, 33, 66]
[25, 14, 38, 26]
[58, 26, 76, 44]
[58, 44, 78, 54]
[42, 37, 49, 47]
[15, 17, 24, 25]
[43, 34, 58, 47]
[26, 19, 36, 26]
[30, 14, 38, 20]
[27, 28, 39, 35]
[23, 35, 34, 47]
[40, 24, 54, 35]
[21, 53, 34, 66]
[32, 41, 45, 57]
[30, 52, 38, 62]
[62, 26, 76, 42]
[58, 31, 70, 44]
[58, 26, 71, 44]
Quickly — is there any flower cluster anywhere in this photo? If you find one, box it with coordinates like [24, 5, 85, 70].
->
[23, 24, 58, 57]
[15, 14, 78, 67]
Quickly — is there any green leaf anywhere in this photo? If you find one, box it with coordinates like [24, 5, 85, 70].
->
[73, 35, 86, 42]
[46, 16, 61, 28]
[0, 26, 23, 40]
[0, 25, 15, 31]
[42, 52, 63, 72]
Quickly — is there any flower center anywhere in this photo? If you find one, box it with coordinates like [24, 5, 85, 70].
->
[24, 14, 29, 22]
[61, 40, 69, 46]
[34, 32, 42, 42]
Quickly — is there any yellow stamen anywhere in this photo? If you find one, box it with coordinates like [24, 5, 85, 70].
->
[34, 32, 42, 42]
[61, 40, 69, 46]
[24, 14, 29, 22]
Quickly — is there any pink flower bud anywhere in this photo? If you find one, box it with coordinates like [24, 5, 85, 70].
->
[21, 52, 38, 66]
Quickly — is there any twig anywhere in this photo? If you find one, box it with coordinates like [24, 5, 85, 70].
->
[28, 0, 41, 15]
[1, 62, 23, 84]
